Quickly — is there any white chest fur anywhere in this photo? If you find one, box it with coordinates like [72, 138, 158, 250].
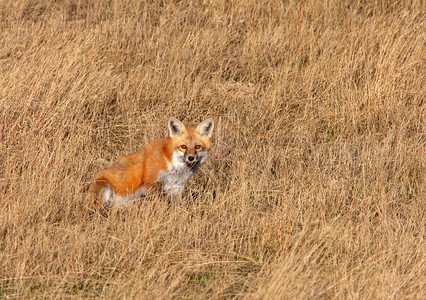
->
[158, 150, 207, 196]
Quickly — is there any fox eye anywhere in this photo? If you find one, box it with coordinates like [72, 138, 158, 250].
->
[195, 145, 202, 150]
[179, 145, 187, 150]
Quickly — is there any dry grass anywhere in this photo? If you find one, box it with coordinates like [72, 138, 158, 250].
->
[0, 0, 425, 298]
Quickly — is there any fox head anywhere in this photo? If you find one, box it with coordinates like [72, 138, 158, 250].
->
[168, 117, 214, 167]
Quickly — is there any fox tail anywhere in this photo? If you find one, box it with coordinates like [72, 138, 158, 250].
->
[87, 176, 109, 204]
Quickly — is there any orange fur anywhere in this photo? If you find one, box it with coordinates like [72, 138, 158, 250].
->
[88, 118, 213, 205]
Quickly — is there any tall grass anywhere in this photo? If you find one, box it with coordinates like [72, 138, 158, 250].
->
[0, 0, 424, 298]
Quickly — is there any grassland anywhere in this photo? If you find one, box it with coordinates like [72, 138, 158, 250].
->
[0, 0, 424, 298]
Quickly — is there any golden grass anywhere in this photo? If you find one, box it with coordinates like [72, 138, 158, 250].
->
[0, 0, 424, 298]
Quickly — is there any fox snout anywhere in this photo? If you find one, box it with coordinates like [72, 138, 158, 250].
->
[183, 151, 207, 166]
[184, 152, 199, 165]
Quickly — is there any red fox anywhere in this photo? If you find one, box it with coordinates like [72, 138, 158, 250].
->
[88, 118, 214, 206]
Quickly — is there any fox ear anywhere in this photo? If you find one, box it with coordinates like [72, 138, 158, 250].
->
[197, 118, 214, 138]
[168, 117, 186, 137]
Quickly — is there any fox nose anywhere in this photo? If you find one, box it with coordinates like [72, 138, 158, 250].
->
[187, 155, 195, 162]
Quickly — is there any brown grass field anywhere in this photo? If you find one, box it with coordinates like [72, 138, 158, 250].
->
[0, 0, 425, 298]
